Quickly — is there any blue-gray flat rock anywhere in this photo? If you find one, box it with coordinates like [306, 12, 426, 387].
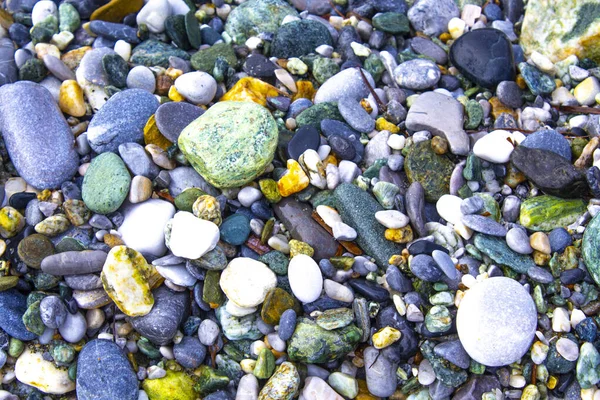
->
[0, 38, 17, 86]
[0, 81, 79, 189]
[87, 88, 159, 153]
[520, 129, 571, 161]
[0, 289, 37, 340]
[76, 339, 138, 400]
[155, 102, 204, 142]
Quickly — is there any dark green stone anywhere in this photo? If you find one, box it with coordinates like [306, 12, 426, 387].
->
[137, 337, 161, 359]
[22, 300, 45, 336]
[224, 0, 298, 44]
[203, 270, 225, 307]
[27, 292, 46, 307]
[259, 251, 289, 275]
[30, 15, 58, 45]
[334, 183, 404, 267]
[420, 340, 468, 388]
[296, 102, 343, 129]
[519, 62, 556, 95]
[563, 3, 600, 41]
[364, 53, 385, 83]
[309, 190, 336, 208]
[473, 234, 536, 273]
[312, 57, 340, 85]
[271, 19, 333, 59]
[404, 140, 454, 202]
[287, 318, 362, 364]
[583, 212, 600, 287]
[216, 354, 244, 382]
[463, 153, 482, 181]
[102, 53, 129, 88]
[32, 271, 61, 290]
[372, 12, 410, 34]
[131, 40, 190, 68]
[19, 58, 47, 83]
[547, 337, 577, 374]
[194, 365, 230, 396]
[55, 237, 85, 253]
[165, 15, 191, 51]
[185, 11, 201, 49]
[315, 307, 354, 330]
[17, 233, 55, 268]
[464, 99, 483, 130]
[363, 158, 388, 179]
[82, 152, 131, 215]
[0, 276, 19, 292]
[473, 192, 501, 221]
[174, 188, 205, 212]
[190, 42, 237, 73]
[52, 342, 76, 365]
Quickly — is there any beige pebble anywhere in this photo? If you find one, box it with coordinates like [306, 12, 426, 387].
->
[530, 232, 551, 255]
[145, 144, 175, 169]
[129, 175, 153, 204]
[86, 309, 105, 330]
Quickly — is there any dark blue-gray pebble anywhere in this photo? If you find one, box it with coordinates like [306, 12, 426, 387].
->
[575, 318, 597, 342]
[386, 265, 413, 292]
[461, 214, 507, 236]
[410, 254, 443, 282]
[89, 21, 140, 44]
[321, 119, 364, 164]
[278, 309, 297, 341]
[287, 124, 321, 160]
[432, 250, 457, 279]
[433, 340, 471, 369]
[526, 266, 554, 284]
[521, 129, 572, 161]
[0, 289, 37, 340]
[220, 214, 251, 246]
[407, 240, 449, 256]
[548, 227, 573, 253]
[348, 279, 389, 302]
[560, 268, 585, 285]
[173, 336, 206, 369]
[155, 102, 204, 143]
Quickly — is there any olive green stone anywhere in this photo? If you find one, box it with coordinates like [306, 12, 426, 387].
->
[0, 276, 18, 291]
[22, 300, 45, 336]
[473, 192, 501, 221]
[63, 199, 92, 226]
[330, 256, 354, 270]
[572, 137, 588, 160]
[30, 15, 58, 44]
[261, 287, 300, 325]
[174, 188, 205, 212]
[464, 99, 483, 130]
[52, 343, 76, 365]
[216, 304, 262, 341]
[82, 153, 131, 214]
[35, 214, 70, 237]
[463, 153, 482, 181]
[131, 40, 190, 68]
[287, 318, 362, 363]
[203, 270, 225, 307]
[224, 0, 298, 44]
[424, 305, 452, 333]
[185, 11, 201, 49]
[258, 362, 300, 400]
[364, 53, 385, 83]
[420, 340, 468, 388]
[296, 102, 344, 129]
[19, 58, 47, 82]
[27, 292, 46, 307]
[59, 3, 80, 32]
[17, 233, 54, 268]
[259, 251, 289, 275]
[520, 195, 586, 231]
[137, 337, 161, 359]
[315, 307, 355, 331]
[102, 53, 129, 88]
[194, 365, 230, 396]
[404, 140, 454, 202]
[178, 101, 278, 188]
[165, 15, 190, 51]
[142, 370, 197, 400]
[372, 12, 410, 34]
[312, 57, 340, 85]
[190, 42, 237, 73]
[253, 348, 276, 379]
[32, 271, 61, 290]
[259, 179, 281, 203]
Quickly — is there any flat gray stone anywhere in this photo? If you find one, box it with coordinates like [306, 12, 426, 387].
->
[0, 38, 17, 86]
[407, 0, 459, 37]
[314, 68, 375, 104]
[155, 101, 204, 142]
[41, 250, 108, 275]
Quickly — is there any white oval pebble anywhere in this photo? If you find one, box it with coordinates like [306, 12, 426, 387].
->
[168, 211, 220, 259]
[316, 205, 342, 228]
[436, 194, 464, 225]
[375, 210, 409, 229]
[324, 279, 354, 303]
[288, 254, 323, 303]
[174, 71, 217, 105]
[220, 258, 277, 308]
[556, 338, 579, 362]
[472, 130, 519, 164]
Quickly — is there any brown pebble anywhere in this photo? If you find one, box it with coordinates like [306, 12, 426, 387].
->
[431, 136, 449, 155]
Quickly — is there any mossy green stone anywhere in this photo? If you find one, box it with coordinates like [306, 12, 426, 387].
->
[464, 99, 483, 129]
[474, 192, 501, 221]
[372, 12, 410, 34]
[296, 102, 344, 129]
[58, 3, 80, 33]
[194, 365, 230, 395]
[174, 188, 205, 212]
[253, 348, 276, 379]
[179, 101, 278, 188]
[583, 212, 600, 287]
[0, 276, 19, 291]
[22, 300, 45, 336]
[259, 362, 300, 400]
[364, 53, 385, 83]
[82, 153, 131, 214]
[142, 370, 197, 400]
[130, 40, 190, 68]
[312, 57, 340, 84]
[261, 287, 300, 325]
[30, 15, 58, 45]
[190, 42, 237, 73]
[404, 140, 454, 202]
[259, 251, 289, 275]
[271, 19, 333, 59]
[165, 15, 190, 50]
[287, 318, 361, 363]
[224, 0, 298, 44]
[315, 308, 355, 330]
[19, 58, 47, 83]
[520, 195, 586, 231]
[203, 270, 225, 307]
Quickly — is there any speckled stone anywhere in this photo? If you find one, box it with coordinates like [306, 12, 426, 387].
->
[130, 39, 190, 68]
[178, 101, 278, 188]
[404, 140, 454, 202]
[224, 0, 298, 44]
[271, 19, 332, 59]
[0, 81, 78, 189]
[0, 289, 37, 340]
[457, 277, 537, 366]
[82, 153, 131, 214]
[520, 129, 571, 161]
[76, 339, 138, 400]
[474, 234, 535, 273]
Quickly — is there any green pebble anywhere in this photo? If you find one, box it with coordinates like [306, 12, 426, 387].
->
[52, 342, 76, 365]
[190, 42, 237, 73]
[165, 15, 191, 51]
[190, 245, 227, 271]
[203, 270, 225, 307]
[131, 39, 190, 68]
[296, 102, 344, 129]
[253, 348, 276, 379]
[474, 234, 535, 274]
[404, 140, 454, 202]
[520, 195, 586, 231]
[19, 58, 47, 83]
[185, 11, 201, 49]
[174, 187, 205, 212]
[138, 337, 162, 359]
[312, 57, 340, 85]
[420, 340, 468, 388]
[32, 271, 61, 290]
[373, 181, 399, 210]
[327, 372, 358, 399]
[216, 304, 262, 341]
[102, 53, 129, 88]
[224, 0, 298, 44]
[142, 369, 197, 400]
[577, 342, 600, 389]
[464, 99, 483, 130]
[364, 53, 385, 83]
[372, 12, 410, 34]
[0, 276, 19, 291]
[194, 365, 230, 396]
[22, 300, 45, 336]
[260, 250, 289, 275]
[315, 307, 355, 331]
[519, 62, 556, 95]
[9, 338, 24, 358]
[58, 3, 80, 32]
[82, 152, 131, 215]
[30, 15, 58, 44]
[424, 305, 452, 333]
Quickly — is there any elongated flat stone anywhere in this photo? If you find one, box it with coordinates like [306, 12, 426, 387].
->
[473, 234, 535, 273]
[583, 213, 600, 287]
[41, 250, 108, 275]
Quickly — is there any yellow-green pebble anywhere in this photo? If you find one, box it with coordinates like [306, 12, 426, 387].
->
[259, 179, 281, 203]
[372, 326, 401, 349]
[34, 214, 71, 236]
[0, 207, 24, 238]
[289, 239, 314, 258]
[521, 384, 541, 400]
[192, 195, 222, 225]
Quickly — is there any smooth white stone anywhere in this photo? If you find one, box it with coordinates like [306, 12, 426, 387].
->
[316, 205, 342, 228]
[15, 348, 75, 394]
[324, 279, 354, 303]
[375, 210, 409, 229]
[220, 258, 277, 308]
[155, 264, 197, 287]
[168, 211, 219, 259]
[136, 0, 171, 33]
[58, 311, 86, 343]
[174, 71, 217, 105]
[472, 130, 522, 164]
[288, 254, 323, 303]
[436, 194, 464, 225]
[118, 199, 175, 257]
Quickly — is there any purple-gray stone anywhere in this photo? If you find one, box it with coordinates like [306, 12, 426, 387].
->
[0, 289, 37, 341]
[0, 38, 17, 86]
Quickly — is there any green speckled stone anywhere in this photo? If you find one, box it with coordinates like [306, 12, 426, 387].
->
[165, 15, 191, 51]
[174, 187, 205, 212]
[22, 300, 45, 336]
[583, 212, 600, 287]
[473, 192, 501, 221]
[216, 304, 262, 341]
[364, 53, 385, 83]
[224, 0, 298, 44]
[258, 362, 300, 400]
[420, 340, 468, 388]
[30, 15, 58, 45]
[296, 102, 344, 129]
[142, 370, 197, 400]
[82, 153, 131, 214]
[404, 140, 454, 202]
[254, 348, 276, 379]
[59, 3, 80, 33]
[18, 58, 47, 83]
[271, 19, 333, 59]
[473, 234, 535, 273]
[194, 366, 230, 396]
[312, 57, 340, 85]
[520, 195, 586, 231]
[372, 12, 410, 34]
[178, 101, 278, 188]
[287, 317, 361, 363]
[464, 99, 483, 130]
[315, 307, 355, 331]
[518, 62, 556, 95]
[130, 40, 190, 68]
[190, 42, 237, 73]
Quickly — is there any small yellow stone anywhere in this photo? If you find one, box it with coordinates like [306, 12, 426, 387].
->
[323, 154, 338, 166]
[375, 117, 399, 133]
[103, 233, 125, 248]
[448, 17, 466, 39]
[90, 0, 144, 22]
[516, 75, 527, 89]
[530, 232, 551, 254]
[356, 379, 379, 400]
[277, 159, 310, 197]
[37, 189, 52, 201]
[59, 80, 86, 117]
[144, 114, 173, 150]
[292, 81, 315, 101]
[547, 376, 557, 390]
[489, 97, 518, 119]
[240, 359, 257, 374]
[439, 32, 452, 43]
[61, 46, 91, 70]
[168, 85, 185, 102]
[384, 226, 413, 244]
[165, 67, 183, 80]
[259, 179, 282, 203]
[372, 327, 401, 349]
[532, 250, 551, 266]
[0, 207, 25, 239]
[289, 239, 314, 258]
[574, 76, 600, 106]
[431, 136, 449, 155]
[220, 77, 281, 106]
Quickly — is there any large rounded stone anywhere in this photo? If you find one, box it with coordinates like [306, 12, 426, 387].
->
[224, 0, 298, 44]
[456, 277, 537, 367]
[271, 19, 333, 59]
[178, 101, 278, 188]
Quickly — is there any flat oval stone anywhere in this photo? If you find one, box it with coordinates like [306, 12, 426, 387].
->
[457, 277, 537, 366]
[15, 347, 75, 395]
[393, 59, 441, 90]
[178, 101, 278, 188]
[41, 250, 108, 275]
[219, 257, 277, 308]
[449, 28, 515, 89]
[314, 68, 375, 104]
[0, 81, 79, 189]
[0, 38, 18, 85]
[224, 0, 298, 44]
[76, 339, 138, 400]
[155, 102, 204, 142]
[287, 124, 320, 160]
[338, 96, 375, 133]
[82, 152, 131, 214]
[461, 214, 507, 237]
[410, 254, 443, 282]
[17, 233, 54, 268]
[87, 88, 159, 153]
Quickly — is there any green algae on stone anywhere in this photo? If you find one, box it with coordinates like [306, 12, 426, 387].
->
[372, 12, 410, 34]
[17, 233, 54, 268]
[258, 362, 300, 400]
[58, 3, 80, 32]
[296, 102, 344, 129]
[224, 0, 298, 44]
[315, 307, 355, 331]
[464, 99, 483, 130]
[474, 234, 535, 274]
[194, 365, 230, 395]
[82, 152, 131, 214]
[261, 287, 300, 325]
[583, 212, 600, 287]
[130, 40, 190, 68]
[404, 140, 454, 202]
[22, 300, 45, 336]
[312, 57, 340, 85]
[190, 42, 237, 73]
[271, 19, 333, 59]
[520, 195, 586, 231]
[174, 187, 205, 212]
[254, 348, 276, 379]
[142, 370, 197, 400]
[287, 317, 361, 363]
[178, 101, 278, 188]
[473, 192, 501, 221]
[203, 270, 225, 306]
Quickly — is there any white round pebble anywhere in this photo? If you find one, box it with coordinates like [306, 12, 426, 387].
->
[127, 66, 156, 93]
[332, 221, 357, 241]
[237, 186, 262, 208]
[219, 258, 277, 308]
[168, 211, 219, 259]
[136, 0, 171, 33]
[436, 194, 464, 225]
[473, 130, 524, 164]
[375, 210, 409, 229]
[552, 307, 571, 332]
[175, 72, 217, 105]
[32, 0, 57, 25]
[417, 359, 435, 385]
[114, 40, 131, 61]
[387, 134, 406, 150]
[324, 279, 354, 303]
[316, 205, 342, 228]
[288, 254, 323, 303]
[198, 319, 220, 346]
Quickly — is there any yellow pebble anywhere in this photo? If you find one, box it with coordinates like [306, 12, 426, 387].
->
[90, 0, 144, 23]
[143, 114, 173, 150]
[372, 327, 402, 349]
[37, 189, 52, 201]
[240, 359, 256, 374]
[532, 250, 550, 266]
[168, 85, 185, 102]
[530, 232, 551, 254]
[277, 159, 309, 197]
[103, 233, 125, 248]
[384, 226, 413, 244]
[289, 239, 314, 258]
[59, 80, 86, 117]
[323, 154, 338, 166]
[220, 77, 281, 106]
[516, 75, 527, 89]
[547, 376, 557, 390]
[439, 32, 452, 43]
[489, 97, 517, 119]
[292, 81, 316, 101]
[34, 43, 61, 59]
[375, 117, 399, 134]
[165, 67, 183, 80]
